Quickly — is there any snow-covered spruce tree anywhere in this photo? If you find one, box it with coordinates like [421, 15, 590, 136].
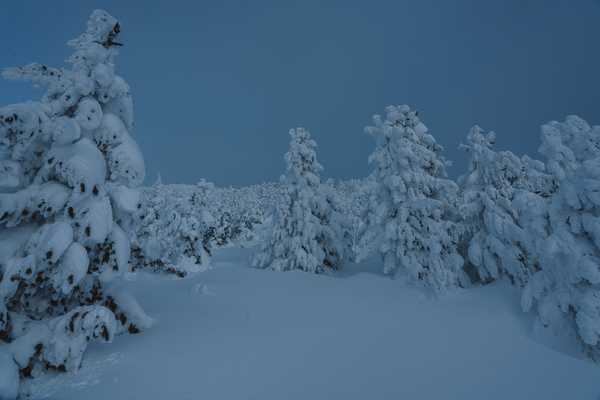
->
[252, 128, 344, 273]
[522, 116, 600, 360]
[458, 125, 555, 286]
[365, 105, 465, 292]
[0, 10, 150, 389]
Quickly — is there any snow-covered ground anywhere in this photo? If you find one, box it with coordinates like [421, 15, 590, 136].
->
[24, 248, 599, 400]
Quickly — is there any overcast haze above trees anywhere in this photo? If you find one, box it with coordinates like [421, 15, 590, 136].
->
[1, 1, 599, 186]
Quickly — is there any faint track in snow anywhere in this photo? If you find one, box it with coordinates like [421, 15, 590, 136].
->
[23, 352, 124, 399]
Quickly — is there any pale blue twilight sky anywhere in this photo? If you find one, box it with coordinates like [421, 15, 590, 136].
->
[1, 1, 599, 186]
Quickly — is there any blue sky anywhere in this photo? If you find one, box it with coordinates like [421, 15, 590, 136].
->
[1, 1, 599, 186]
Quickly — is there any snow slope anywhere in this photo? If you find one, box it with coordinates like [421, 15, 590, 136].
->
[24, 248, 599, 400]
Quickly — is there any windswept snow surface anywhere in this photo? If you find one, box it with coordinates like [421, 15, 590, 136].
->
[26, 248, 599, 400]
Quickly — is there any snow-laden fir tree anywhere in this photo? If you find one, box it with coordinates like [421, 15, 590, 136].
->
[366, 105, 465, 292]
[458, 126, 555, 286]
[522, 116, 600, 360]
[0, 10, 151, 391]
[252, 128, 344, 273]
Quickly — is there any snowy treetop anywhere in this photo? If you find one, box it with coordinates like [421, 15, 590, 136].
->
[283, 127, 323, 188]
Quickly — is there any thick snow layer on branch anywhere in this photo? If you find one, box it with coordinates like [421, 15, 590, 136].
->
[45, 306, 117, 371]
[52, 243, 89, 295]
[25, 222, 74, 267]
[69, 194, 113, 245]
[0, 161, 21, 191]
[0, 348, 18, 399]
[0, 183, 69, 227]
[105, 135, 145, 187]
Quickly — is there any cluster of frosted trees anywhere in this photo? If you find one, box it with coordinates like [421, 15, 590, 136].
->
[132, 181, 275, 277]
[1, 8, 599, 399]
[457, 116, 600, 360]
[256, 105, 600, 362]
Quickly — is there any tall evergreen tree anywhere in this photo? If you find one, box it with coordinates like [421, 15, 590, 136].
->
[253, 128, 343, 273]
[0, 10, 150, 391]
[366, 105, 465, 292]
[523, 116, 600, 360]
[458, 125, 554, 286]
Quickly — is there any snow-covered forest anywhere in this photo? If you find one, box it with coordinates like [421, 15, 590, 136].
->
[0, 10, 599, 400]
